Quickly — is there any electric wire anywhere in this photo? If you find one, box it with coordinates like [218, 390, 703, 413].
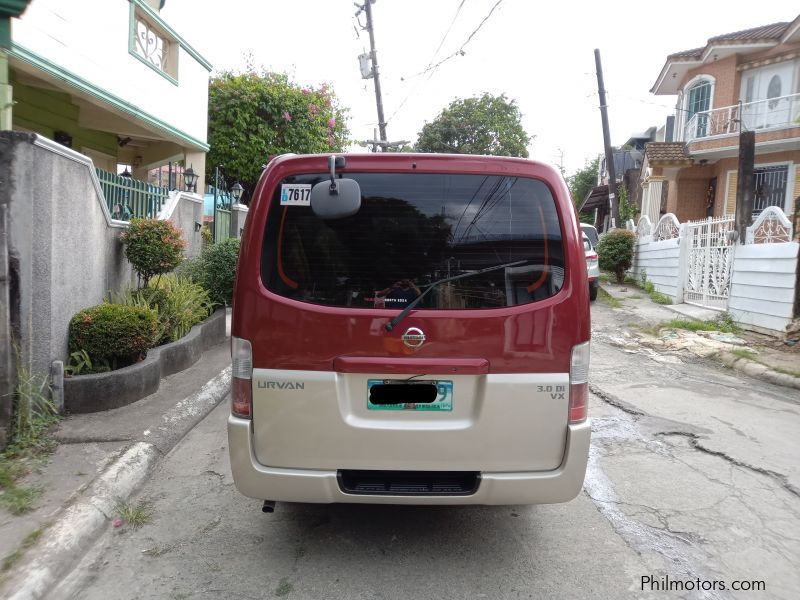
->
[387, 0, 504, 126]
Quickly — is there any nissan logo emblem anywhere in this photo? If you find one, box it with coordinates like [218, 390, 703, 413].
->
[401, 327, 426, 349]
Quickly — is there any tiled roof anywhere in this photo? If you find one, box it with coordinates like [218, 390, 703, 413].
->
[644, 142, 692, 164]
[708, 21, 789, 43]
[668, 21, 790, 60]
[667, 47, 704, 60]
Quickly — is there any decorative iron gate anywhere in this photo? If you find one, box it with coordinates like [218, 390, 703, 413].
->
[684, 215, 735, 310]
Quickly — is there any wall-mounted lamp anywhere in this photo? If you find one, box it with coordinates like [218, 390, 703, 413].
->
[194, 221, 202, 232]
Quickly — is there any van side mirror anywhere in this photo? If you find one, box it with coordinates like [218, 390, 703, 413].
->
[310, 178, 361, 219]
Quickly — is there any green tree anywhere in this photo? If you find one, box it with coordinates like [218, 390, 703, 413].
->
[617, 186, 637, 223]
[567, 156, 600, 209]
[120, 219, 185, 288]
[416, 93, 531, 157]
[207, 70, 350, 202]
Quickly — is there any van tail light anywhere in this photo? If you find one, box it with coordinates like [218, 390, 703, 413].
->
[586, 252, 598, 264]
[569, 341, 590, 423]
[231, 337, 252, 418]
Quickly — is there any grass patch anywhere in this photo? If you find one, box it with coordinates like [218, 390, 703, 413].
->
[772, 366, 800, 378]
[731, 348, 757, 361]
[660, 314, 739, 334]
[114, 498, 154, 530]
[599, 271, 614, 283]
[662, 318, 718, 332]
[628, 294, 644, 300]
[650, 291, 673, 305]
[597, 287, 622, 308]
[629, 322, 662, 337]
[2, 527, 45, 572]
[0, 478, 41, 515]
[0, 363, 60, 517]
[275, 578, 293, 597]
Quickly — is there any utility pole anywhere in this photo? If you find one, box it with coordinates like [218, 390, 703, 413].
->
[735, 130, 755, 243]
[594, 49, 621, 229]
[362, 0, 387, 143]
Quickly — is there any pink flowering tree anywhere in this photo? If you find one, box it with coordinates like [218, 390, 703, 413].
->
[207, 70, 350, 202]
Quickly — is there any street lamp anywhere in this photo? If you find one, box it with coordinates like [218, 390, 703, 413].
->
[230, 182, 244, 203]
[184, 165, 199, 193]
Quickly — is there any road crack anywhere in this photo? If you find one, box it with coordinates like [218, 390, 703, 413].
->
[589, 383, 644, 416]
[658, 432, 800, 499]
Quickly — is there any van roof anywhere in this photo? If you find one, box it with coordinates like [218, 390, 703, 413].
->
[266, 152, 561, 173]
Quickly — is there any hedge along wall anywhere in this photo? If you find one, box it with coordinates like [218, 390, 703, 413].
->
[728, 242, 799, 332]
[3, 133, 202, 378]
[630, 237, 683, 302]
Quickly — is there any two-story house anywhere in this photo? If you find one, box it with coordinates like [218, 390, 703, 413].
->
[640, 15, 800, 224]
[2, 0, 210, 194]
[580, 127, 657, 230]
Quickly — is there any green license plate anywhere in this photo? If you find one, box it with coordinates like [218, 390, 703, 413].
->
[367, 379, 453, 411]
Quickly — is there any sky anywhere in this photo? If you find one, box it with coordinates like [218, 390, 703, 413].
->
[162, 0, 796, 177]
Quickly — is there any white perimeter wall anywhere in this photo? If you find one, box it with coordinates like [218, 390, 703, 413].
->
[630, 238, 682, 302]
[728, 242, 799, 332]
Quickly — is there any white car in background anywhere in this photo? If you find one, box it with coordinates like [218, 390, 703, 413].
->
[583, 234, 599, 302]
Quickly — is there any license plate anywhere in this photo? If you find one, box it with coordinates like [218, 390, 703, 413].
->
[367, 379, 453, 411]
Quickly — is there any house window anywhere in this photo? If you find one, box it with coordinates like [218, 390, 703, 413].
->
[129, 4, 178, 83]
[766, 75, 782, 109]
[753, 166, 788, 214]
[134, 17, 168, 71]
[685, 79, 712, 139]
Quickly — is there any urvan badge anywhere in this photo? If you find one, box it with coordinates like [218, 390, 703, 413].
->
[258, 381, 305, 390]
[401, 327, 426, 349]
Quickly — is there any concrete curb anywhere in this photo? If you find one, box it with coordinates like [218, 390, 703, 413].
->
[717, 351, 800, 391]
[1, 367, 232, 600]
[64, 309, 227, 413]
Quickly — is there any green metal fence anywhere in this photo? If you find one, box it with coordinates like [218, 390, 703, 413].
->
[95, 168, 169, 221]
[214, 207, 231, 243]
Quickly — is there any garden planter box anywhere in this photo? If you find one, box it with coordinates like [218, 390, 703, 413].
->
[64, 308, 227, 413]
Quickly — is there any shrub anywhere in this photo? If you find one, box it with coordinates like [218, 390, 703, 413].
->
[198, 238, 240, 306]
[120, 218, 186, 287]
[68, 304, 158, 370]
[113, 277, 211, 344]
[148, 275, 212, 342]
[174, 256, 204, 284]
[597, 229, 636, 284]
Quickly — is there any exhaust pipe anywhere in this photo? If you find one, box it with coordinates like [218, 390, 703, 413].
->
[261, 500, 276, 513]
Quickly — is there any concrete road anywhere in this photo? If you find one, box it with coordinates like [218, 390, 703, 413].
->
[54, 302, 800, 600]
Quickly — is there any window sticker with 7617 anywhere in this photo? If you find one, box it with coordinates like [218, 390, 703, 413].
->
[280, 184, 312, 206]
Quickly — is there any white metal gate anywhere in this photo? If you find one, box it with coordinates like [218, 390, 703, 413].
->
[684, 215, 735, 310]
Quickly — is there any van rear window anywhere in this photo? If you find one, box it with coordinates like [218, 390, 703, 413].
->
[261, 173, 564, 310]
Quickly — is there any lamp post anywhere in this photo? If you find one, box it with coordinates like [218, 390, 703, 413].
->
[230, 182, 243, 204]
[184, 165, 199, 193]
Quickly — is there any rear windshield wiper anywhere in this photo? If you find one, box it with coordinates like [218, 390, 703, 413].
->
[384, 260, 527, 332]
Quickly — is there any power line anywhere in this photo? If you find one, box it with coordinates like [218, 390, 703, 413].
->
[427, 0, 467, 72]
[385, 0, 468, 126]
[387, 0, 504, 125]
[415, 0, 504, 79]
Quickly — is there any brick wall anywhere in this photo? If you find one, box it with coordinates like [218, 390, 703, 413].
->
[682, 54, 740, 109]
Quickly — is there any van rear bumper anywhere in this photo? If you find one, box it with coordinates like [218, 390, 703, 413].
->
[227, 416, 591, 505]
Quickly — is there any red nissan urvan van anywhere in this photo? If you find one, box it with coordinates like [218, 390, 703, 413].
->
[228, 153, 590, 506]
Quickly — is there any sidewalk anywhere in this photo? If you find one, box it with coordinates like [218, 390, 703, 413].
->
[0, 331, 232, 599]
[599, 282, 800, 390]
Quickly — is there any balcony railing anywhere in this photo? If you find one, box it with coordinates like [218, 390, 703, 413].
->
[683, 93, 800, 142]
[96, 168, 170, 221]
